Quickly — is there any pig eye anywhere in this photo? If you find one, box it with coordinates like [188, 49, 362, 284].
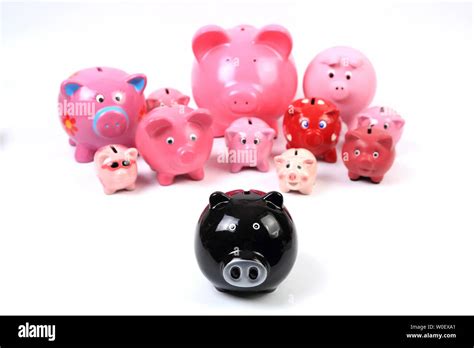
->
[114, 92, 124, 103]
[96, 94, 105, 103]
[189, 133, 197, 141]
[300, 119, 309, 129]
[354, 149, 361, 156]
[252, 222, 260, 230]
[384, 123, 390, 130]
[318, 120, 327, 129]
[166, 137, 174, 145]
[286, 163, 290, 168]
[110, 161, 119, 168]
[373, 151, 379, 158]
[254, 138, 260, 145]
[241, 137, 247, 144]
[228, 223, 237, 231]
[328, 69, 335, 78]
[122, 160, 130, 166]
[297, 165, 302, 170]
[345, 71, 352, 80]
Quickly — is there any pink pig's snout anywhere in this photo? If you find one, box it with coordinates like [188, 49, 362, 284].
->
[330, 81, 350, 101]
[305, 131, 323, 147]
[94, 107, 129, 138]
[179, 148, 196, 164]
[358, 154, 375, 171]
[227, 90, 258, 114]
[288, 172, 297, 181]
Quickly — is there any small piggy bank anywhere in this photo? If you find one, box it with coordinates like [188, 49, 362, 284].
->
[135, 105, 213, 185]
[146, 88, 190, 111]
[303, 47, 376, 126]
[195, 190, 297, 294]
[224, 117, 275, 173]
[283, 97, 341, 163]
[192, 24, 298, 136]
[274, 148, 317, 195]
[58, 67, 147, 163]
[353, 106, 405, 145]
[94, 145, 138, 194]
[342, 126, 395, 183]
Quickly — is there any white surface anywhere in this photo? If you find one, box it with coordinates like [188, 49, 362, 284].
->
[1, 0, 473, 315]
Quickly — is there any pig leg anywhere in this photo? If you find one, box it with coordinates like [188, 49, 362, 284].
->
[323, 148, 338, 163]
[256, 160, 269, 172]
[230, 163, 244, 173]
[370, 176, 384, 184]
[348, 171, 360, 181]
[74, 144, 95, 163]
[157, 173, 175, 186]
[125, 183, 136, 191]
[69, 138, 76, 146]
[299, 186, 313, 195]
[103, 187, 116, 195]
[188, 168, 205, 181]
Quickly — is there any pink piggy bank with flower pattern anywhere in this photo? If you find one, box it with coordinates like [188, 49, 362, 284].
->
[352, 106, 405, 145]
[192, 24, 298, 137]
[94, 144, 138, 195]
[58, 67, 147, 163]
[274, 148, 317, 195]
[135, 105, 213, 186]
[146, 88, 190, 111]
[303, 47, 376, 127]
[224, 117, 275, 173]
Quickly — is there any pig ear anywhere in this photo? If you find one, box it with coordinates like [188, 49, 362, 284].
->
[192, 25, 230, 61]
[263, 191, 284, 209]
[274, 155, 285, 168]
[318, 53, 340, 66]
[262, 128, 276, 140]
[95, 151, 110, 165]
[392, 119, 405, 129]
[357, 115, 372, 128]
[125, 148, 138, 160]
[177, 95, 190, 106]
[61, 80, 82, 97]
[146, 99, 160, 112]
[349, 57, 363, 68]
[145, 117, 173, 138]
[225, 128, 238, 142]
[378, 134, 393, 150]
[287, 105, 302, 116]
[209, 191, 230, 209]
[187, 108, 213, 129]
[304, 157, 316, 167]
[345, 131, 360, 143]
[126, 74, 147, 94]
[254, 25, 293, 59]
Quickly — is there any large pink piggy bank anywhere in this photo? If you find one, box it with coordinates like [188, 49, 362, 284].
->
[224, 117, 275, 173]
[192, 24, 298, 137]
[303, 47, 376, 126]
[352, 106, 405, 145]
[135, 105, 213, 186]
[146, 88, 190, 111]
[58, 67, 147, 163]
[94, 144, 138, 195]
[274, 148, 317, 195]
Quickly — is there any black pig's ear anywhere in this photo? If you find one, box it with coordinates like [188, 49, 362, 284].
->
[209, 191, 230, 209]
[263, 191, 284, 209]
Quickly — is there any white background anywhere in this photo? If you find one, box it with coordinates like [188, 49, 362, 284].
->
[1, 0, 473, 314]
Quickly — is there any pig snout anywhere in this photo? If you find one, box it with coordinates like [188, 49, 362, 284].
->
[94, 107, 129, 138]
[305, 131, 323, 147]
[288, 172, 297, 181]
[222, 257, 268, 288]
[330, 80, 349, 101]
[357, 154, 375, 171]
[227, 90, 258, 114]
[178, 148, 196, 164]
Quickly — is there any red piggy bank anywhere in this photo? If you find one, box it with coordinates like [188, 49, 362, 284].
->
[283, 97, 341, 163]
[341, 126, 395, 183]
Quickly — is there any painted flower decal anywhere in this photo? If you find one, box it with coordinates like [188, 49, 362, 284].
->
[62, 114, 78, 136]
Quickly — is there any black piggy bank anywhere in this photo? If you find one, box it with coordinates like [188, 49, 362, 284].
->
[195, 189, 297, 294]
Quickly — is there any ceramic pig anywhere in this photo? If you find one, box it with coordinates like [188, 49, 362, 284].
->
[192, 24, 298, 137]
[94, 144, 138, 194]
[224, 117, 275, 173]
[353, 106, 405, 145]
[146, 88, 190, 111]
[135, 105, 213, 186]
[342, 126, 395, 184]
[58, 67, 147, 163]
[303, 47, 376, 127]
[274, 149, 317, 195]
[283, 97, 341, 163]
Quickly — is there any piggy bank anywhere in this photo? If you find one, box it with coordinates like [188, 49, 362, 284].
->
[94, 144, 138, 194]
[353, 106, 405, 145]
[274, 148, 317, 195]
[283, 97, 341, 163]
[135, 105, 213, 185]
[192, 24, 298, 137]
[342, 126, 395, 183]
[195, 190, 297, 294]
[146, 88, 190, 111]
[224, 117, 275, 173]
[303, 47, 376, 126]
[58, 67, 147, 163]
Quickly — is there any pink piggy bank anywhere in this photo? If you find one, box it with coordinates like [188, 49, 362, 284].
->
[146, 88, 190, 111]
[274, 149, 317, 195]
[135, 105, 213, 186]
[192, 24, 298, 137]
[58, 67, 147, 163]
[224, 117, 275, 173]
[94, 144, 138, 195]
[352, 106, 405, 145]
[303, 47, 376, 126]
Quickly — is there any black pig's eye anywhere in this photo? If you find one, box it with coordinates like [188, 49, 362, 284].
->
[111, 162, 119, 168]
